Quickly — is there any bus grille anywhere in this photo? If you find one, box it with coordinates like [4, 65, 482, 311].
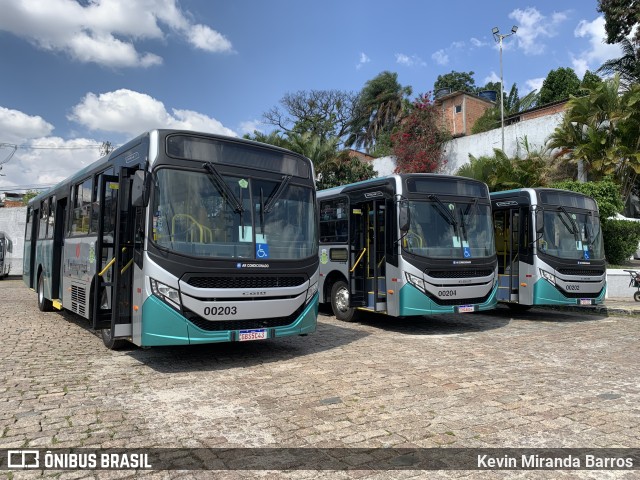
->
[427, 269, 494, 279]
[183, 304, 304, 332]
[71, 284, 86, 316]
[557, 288, 605, 299]
[185, 275, 306, 289]
[557, 268, 605, 276]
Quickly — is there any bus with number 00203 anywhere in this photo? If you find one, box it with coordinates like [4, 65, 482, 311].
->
[23, 129, 319, 349]
[317, 174, 498, 321]
[490, 188, 606, 309]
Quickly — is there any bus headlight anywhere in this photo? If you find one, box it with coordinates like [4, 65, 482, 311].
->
[539, 269, 556, 286]
[150, 278, 181, 310]
[405, 273, 426, 293]
[306, 281, 318, 303]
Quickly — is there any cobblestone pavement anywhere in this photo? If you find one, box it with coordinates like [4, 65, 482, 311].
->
[0, 277, 639, 479]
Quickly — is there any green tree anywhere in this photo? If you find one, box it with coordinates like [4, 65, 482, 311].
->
[598, 0, 640, 46]
[391, 93, 450, 173]
[547, 75, 640, 204]
[538, 67, 581, 105]
[456, 139, 550, 191]
[471, 83, 538, 134]
[21, 190, 40, 205]
[317, 150, 376, 190]
[433, 70, 477, 94]
[346, 71, 412, 152]
[580, 70, 603, 92]
[597, 38, 640, 90]
[262, 90, 358, 143]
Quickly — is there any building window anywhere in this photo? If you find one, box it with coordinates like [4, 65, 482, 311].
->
[455, 105, 462, 114]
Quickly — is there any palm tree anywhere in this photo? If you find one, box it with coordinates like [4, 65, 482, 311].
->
[346, 71, 412, 152]
[597, 38, 640, 90]
[547, 75, 640, 203]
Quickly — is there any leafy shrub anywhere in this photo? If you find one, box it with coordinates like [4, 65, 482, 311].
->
[602, 220, 640, 265]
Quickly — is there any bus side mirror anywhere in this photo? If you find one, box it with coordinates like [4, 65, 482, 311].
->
[131, 170, 146, 207]
[399, 201, 410, 232]
[535, 209, 544, 233]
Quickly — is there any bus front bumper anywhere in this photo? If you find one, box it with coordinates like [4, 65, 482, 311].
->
[398, 283, 498, 316]
[139, 294, 318, 346]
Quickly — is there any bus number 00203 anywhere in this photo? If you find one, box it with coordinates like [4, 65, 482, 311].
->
[204, 306, 238, 316]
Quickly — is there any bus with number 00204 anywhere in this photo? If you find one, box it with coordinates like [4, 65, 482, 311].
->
[317, 174, 498, 321]
[490, 188, 606, 309]
[23, 129, 319, 349]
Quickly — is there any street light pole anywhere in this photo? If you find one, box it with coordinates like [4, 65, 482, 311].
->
[492, 26, 517, 152]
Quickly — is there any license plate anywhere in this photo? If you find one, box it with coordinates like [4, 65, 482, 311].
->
[458, 305, 474, 313]
[238, 329, 267, 341]
[579, 299, 592, 305]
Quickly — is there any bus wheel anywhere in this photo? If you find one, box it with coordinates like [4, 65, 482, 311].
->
[101, 328, 128, 350]
[331, 280, 358, 322]
[634, 291, 640, 302]
[37, 273, 53, 312]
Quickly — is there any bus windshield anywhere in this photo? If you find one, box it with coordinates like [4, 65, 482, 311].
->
[151, 168, 317, 260]
[404, 199, 496, 259]
[538, 208, 604, 260]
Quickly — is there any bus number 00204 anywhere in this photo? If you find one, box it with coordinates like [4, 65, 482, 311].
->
[203, 306, 238, 316]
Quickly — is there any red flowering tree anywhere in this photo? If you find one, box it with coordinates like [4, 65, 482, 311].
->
[391, 93, 450, 173]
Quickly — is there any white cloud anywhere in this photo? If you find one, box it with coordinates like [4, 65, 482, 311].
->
[524, 77, 545, 94]
[508, 7, 569, 55]
[0, 107, 54, 144]
[0, 0, 233, 68]
[68, 89, 236, 137]
[470, 37, 488, 48]
[483, 72, 501, 85]
[395, 53, 426, 67]
[356, 52, 371, 70]
[0, 136, 102, 191]
[239, 120, 264, 135]
[431, 50, 449, 66]
[572, 16, 622, 77]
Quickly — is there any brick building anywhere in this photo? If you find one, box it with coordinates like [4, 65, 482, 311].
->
[434, 90, 495, 137]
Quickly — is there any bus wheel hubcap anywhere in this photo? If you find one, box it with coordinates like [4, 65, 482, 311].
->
[336, 287, 349, 312]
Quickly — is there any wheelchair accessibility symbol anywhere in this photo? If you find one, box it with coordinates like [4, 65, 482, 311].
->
[463, 247, 471, 258]
[256, 243, 269, 259]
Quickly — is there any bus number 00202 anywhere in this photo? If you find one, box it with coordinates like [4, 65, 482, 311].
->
[203, 306, 238, 316]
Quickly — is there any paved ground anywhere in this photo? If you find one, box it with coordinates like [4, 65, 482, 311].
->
[0, 277, 639, 479]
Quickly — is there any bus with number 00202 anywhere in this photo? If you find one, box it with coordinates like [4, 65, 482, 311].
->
[317, 174, 498, 321]
[490, 188, 606, 309]
[23, 129, 319, 349]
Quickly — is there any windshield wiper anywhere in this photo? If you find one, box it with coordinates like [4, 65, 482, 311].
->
[558, 206, 579, 238]
[428, 194, 458, 227]
[203, 162, 244, 213]
[264, 175, 292, 213]
[462, 198, 478, 227]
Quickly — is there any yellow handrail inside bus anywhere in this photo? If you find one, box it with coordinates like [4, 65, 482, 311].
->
[121, 258, 134, 275]
[172, 214, 213, 243]
[98, 247, 127, 277]
[350, 248, 367, 273]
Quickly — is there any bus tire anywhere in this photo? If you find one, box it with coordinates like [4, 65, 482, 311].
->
[331, 280, 358, 322]
[37, 273, 53, 312]
[101, 328, 128, 350]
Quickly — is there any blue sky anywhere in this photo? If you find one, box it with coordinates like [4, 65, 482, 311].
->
[0, 0, 623, 191]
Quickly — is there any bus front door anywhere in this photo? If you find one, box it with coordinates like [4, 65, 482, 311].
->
[349, 201, 387, 312]
[494, 207, 521, 303]
[93, 171, 135, 340]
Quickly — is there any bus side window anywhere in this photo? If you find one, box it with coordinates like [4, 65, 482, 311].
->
[71, 178, 92, 235]
[38, 199, 48, 240]
[46, 197, 56, 239]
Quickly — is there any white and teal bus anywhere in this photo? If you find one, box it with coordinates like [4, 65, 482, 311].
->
[23, 129, 319, 349]
[490, 188, 606, 309]
[318, 174, 498, 321]
[0, 231, 12, 278]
